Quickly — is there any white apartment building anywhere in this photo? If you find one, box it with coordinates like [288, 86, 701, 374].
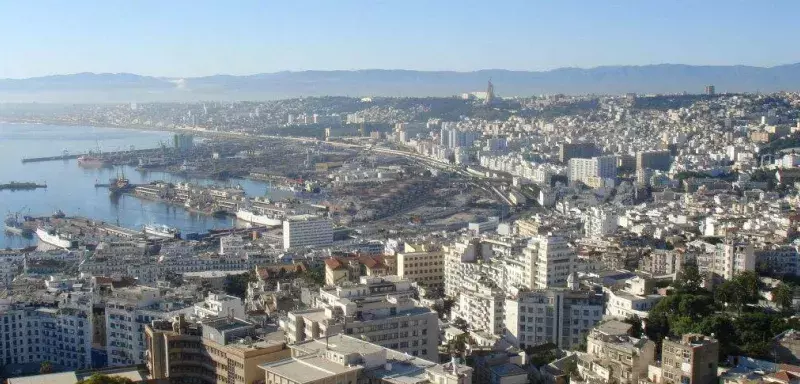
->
[395, 243, 445, 290]
[193, 292, 245, 319]
[583, 207, 618, 238]
[568, 155, 617, 186]
[452, 280, 505, 335]
[105, 286, 192, 366]
[0, 300, 93, 370]
[283, 215, 333, 250]
[504, 288, 604, 350]
[219, 234, 246, 255]
[525, 235, 576, 289]
[697, 240, 755, 280]
[281, 276, 438, 358]
[603, 278, 663, 319]
[640, 249, 682, 276]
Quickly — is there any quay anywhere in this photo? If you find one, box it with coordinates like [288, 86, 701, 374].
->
[0, 182, 47, 191]
[22, 154, 82, 163]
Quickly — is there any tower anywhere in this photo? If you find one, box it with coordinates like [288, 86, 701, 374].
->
[485, 79, 495, 105]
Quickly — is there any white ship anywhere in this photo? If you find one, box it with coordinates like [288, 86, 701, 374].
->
[236, 208, 283, 227]
[36, 226, 74, 249]
[144, 224, 181, 239]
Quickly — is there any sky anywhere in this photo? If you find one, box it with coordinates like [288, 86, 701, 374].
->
[1, 0, 799, 79]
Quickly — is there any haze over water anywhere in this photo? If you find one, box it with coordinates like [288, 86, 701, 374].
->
[0, 123, 283, 248]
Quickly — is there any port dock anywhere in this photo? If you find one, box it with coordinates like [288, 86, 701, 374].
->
[0, 182, 47, 191]
[22, 154, 82, 163]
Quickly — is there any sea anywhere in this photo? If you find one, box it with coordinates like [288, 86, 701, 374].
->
[0, 123, 290, 248]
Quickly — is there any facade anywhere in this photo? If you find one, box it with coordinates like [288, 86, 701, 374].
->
[396, 243, 445, 290]
[503, 289, 604, 350]
[0, 302, 93, 370]
[145, 315, 290, 384]
[261, 334, 472, 384]
[583, 207, 618, 238]
[698, 241, 755, 281]
[193, 292, 245, 319]
[585, 320, 656, 384]
[525, 235, 576, 289]
[568, 155, 617, 186]
[282, 215, 333, 250]
[559, 142, 598, 163]
[105, 286, 192, 366]
[452, 280, 505, 335]
[281, 276, 439, 358]
[659, 334, 719, 384]
[636, 150, 672, 172]
[755, 245, 800, 276]
[640, 250, 683, 276]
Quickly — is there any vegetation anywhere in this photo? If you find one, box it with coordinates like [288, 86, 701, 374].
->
[39, 360, 53, 374]
[623, 315, 644, 338]
[772, 283, 795, 312]
[223, 270, 257, 298]
[645, 264, 799, 361]
[76, 374, 135, 384]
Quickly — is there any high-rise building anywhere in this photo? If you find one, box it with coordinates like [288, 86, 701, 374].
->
[282, 215, 333, 250]
[145, 315, 290, 384]
[568, 155, 617, 186]
[583, 207, 618, 238]
[659, 334, 719, 384]
[523, 235, 576, 289]
[559, 142, 598, 163]
[705, 85, 715, 95]
[485, 79, 495, 105]
[173, 134, 194, 152]
[452, 280, 505, 335]
[281, 276, 439, 358]
[696, 240, 755, 281]
[396, 243, 445, 290]
[636, 150, 672, 172]
[503, 288, 604, 350]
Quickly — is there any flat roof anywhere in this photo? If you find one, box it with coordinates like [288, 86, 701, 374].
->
[261, 355, 361, 383]
[8, 372, 78, 384]
[595, 320, 632, 336]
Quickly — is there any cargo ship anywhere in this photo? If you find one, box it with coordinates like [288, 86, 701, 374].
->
[108, 175, 132, 196]
[36, 226, 76, 249]
[143, 224, 181, 239]
[77, 154, 108, 168]
[235, 207, 283, 226]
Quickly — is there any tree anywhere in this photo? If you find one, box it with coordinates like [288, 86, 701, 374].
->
[451, 317, 469, 332]
[623, 315, 644, 338]
[772, 283, 794, 312]
[76, 374, 135, 384]
[39, 360, 53, 374]
[673, 262, 704, 294]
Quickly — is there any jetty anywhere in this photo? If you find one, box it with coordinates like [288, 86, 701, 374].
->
[22, 154, 82, 163]
[0, 182, 47, 191]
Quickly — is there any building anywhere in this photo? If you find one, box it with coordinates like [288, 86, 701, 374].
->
[559, 142, 598, 163]
[585, 320, 656, 384]
[705, 85, 715, 95]
[640, 250, 683, 276]
[452, 280, 505, 335]
[568, 155, 617, 186]
[145, 315, 290, 384]
[473, 352, 528, 384]
[503, 288, 605, 350]
[282, 215, 333, 250]
[173, 133, 194, 152]
[697, 240, 755, 281]
[755, 245, 800, 277]
[0, 301, 93, 370]
[659, 334, 719, 384]
[281, 276, 439, 358]
[637, 150, 672, 172]
[193, 292, 245, 319]
[583, 207, 618, 238]
[105, 286, 192, 366]
[260, 334, 472, 384]
[396, 243, 445, 290]
[524, 235, 576, 289]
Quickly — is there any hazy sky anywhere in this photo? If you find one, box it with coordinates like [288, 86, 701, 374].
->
[1, 0, 799, 78]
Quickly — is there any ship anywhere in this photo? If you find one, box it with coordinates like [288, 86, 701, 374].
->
[36, 226, 75, 249]
[235, 207, 283, 226]
[108, 174, 133, 196]
[4, 213, 33, 237]
[143, 224, 181, 239]
[77, 154, 108, 167]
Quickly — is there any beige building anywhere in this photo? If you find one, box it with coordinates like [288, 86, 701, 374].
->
[584, 320, 656, 384]
[261, 334, 472, 384]
[657, 334, 719, 384]
[396, 243, 445, 290]
[145, 315, 290, 384]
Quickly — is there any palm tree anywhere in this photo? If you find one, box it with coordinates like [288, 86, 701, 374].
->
[39, 360, 53, 374]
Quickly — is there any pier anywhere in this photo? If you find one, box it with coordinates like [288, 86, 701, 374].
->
[22, 154, 82, 163]
[0, 182, 47, 191]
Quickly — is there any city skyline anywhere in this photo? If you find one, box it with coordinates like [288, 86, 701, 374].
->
[2, 0, 800, 78]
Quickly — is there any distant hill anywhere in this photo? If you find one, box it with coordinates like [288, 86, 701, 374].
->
[2, 64, 800, 102]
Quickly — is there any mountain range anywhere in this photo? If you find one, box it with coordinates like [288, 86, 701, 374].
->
[3, 63, 800, 103]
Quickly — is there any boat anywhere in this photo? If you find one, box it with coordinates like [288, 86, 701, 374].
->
[36, 226, 75, 249]
[108, 174, 133, 196]
[77, 154, 108, 167]
[4, 213, 32, 237]
[52, 209, 66, 219]
[144, 224, 181, 239]
[235, 207, 283, 226]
